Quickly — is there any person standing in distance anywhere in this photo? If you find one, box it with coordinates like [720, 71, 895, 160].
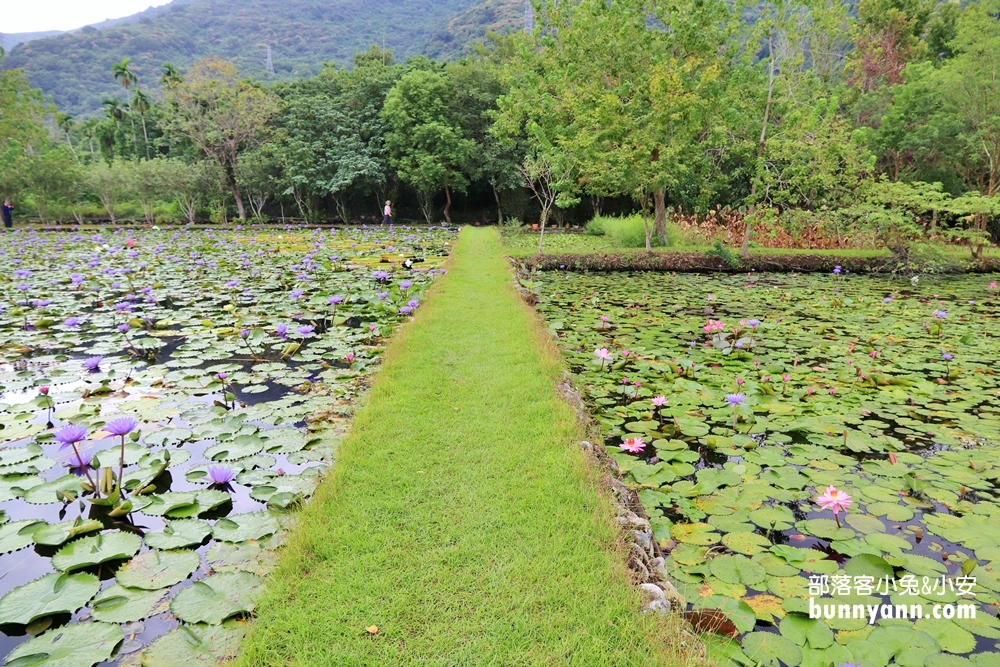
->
[382, 200, 393, 225]
[1, 200, 13, 231]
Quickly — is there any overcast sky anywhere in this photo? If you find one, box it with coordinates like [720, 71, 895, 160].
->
[3, 0, 172, 33]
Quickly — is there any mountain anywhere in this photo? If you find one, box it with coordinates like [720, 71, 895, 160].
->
[1, 0, 523, 117]
[0, 31, 65, 53]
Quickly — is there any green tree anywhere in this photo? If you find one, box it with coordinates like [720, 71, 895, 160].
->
[382, 68, 477, 223]
[163, 58, 281, 220]
[0, 55, 50, 204]
[26, 147, 82, 222]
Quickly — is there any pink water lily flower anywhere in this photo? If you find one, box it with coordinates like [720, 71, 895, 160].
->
[817, 485, 852, 526]
[594, 348, 612, 362]
[703, 319, 725, 334]
[651, 396, 668, 407]
[620, 437, 645, 454]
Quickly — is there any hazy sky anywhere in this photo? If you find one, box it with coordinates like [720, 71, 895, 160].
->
[3, 0, 172, 33]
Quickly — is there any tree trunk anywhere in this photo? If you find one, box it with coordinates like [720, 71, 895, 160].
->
[140, 114, 151, 160]
[224, 165, 246, 220]
[128, 113, 139, 158]
[537, 207, 548, 254]
[591, 194, 602, 217]
[492, 183, 502, 224]
[654, 188, 668, 246]
[443, 184, 452, 224]
[742, 29, 777, 259]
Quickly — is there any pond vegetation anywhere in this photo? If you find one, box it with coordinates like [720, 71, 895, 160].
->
[535, 269, 1000, 666]
[0, 224, 454, 666]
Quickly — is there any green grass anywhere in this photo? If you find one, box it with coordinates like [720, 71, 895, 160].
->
[235, 227, 701, 666]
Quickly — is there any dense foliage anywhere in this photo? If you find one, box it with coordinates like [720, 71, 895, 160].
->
[2, 0, 1000, 259]
[0, 0, 514, 117]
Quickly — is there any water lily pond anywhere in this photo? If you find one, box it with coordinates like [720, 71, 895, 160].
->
[0, 225, 454, 666]
[534, 270, 1000, 667]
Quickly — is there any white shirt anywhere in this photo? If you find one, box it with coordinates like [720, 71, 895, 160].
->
[384, 205, 391, 216]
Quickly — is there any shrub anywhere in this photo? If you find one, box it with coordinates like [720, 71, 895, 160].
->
[585, 214, 666, 248]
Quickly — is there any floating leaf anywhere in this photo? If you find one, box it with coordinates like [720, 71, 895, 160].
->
[4, 621, 123, 667]
[141, 621, 247, 666]
[169, 572, 264, 625]
[0, 519, 45, 554]
[32, 520, 104, 547]
[0, 572, 100, 625]
[51, 531, 142, 572]
[741, 631, 803, 666]
[115, 550, 200, 590]
[211, 512, 279, 543]
[90, 584, 168, 624]
[143, 520, 211, 550]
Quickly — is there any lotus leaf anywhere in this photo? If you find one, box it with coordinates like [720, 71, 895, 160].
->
[3, 621, 123, 667]
[0, 572, 100, 625]
[115, 550, 200, 590]
[169, 572, 264, 625]
[140, 621, 247, 666]
[741, 631, 802, 666]
[143, 520, 212, 550]
[51, 531, 142, 571]
[0, 520, 45, 554]
[32, 520, 104, 547]
[90, 584, 169, 623]
[211, 512, 280, 543]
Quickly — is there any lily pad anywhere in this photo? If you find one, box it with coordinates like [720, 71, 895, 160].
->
[0, 520, 45, 554]
[3, 621, 123, 667]
[115, 550, 200, 590]
[741, 631, 802, 666]
[143, 520, 211, 550]
[51, 531, 142, 572]
[169, 572, 265, 625]
[140, 621, 247, 666]
[211, 512, 280, 543]
[31, 520, 104, 547]
[90, 584, 168, 624]
[0, 572, 100, 625]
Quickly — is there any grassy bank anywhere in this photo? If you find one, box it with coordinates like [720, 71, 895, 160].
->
[235, 227, 700, 666]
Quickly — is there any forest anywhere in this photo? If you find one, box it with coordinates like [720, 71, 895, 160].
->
[1, 0, 999, 260]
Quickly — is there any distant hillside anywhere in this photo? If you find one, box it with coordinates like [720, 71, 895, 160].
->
[425, 0, 524, 58]
[0, 31, 64, 53]
[2, 0, 512, 117]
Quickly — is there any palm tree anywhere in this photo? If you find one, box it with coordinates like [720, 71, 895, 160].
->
[56, 113, 78, 160]
[160, 62, 182, 88]
[132, 89, 153, 160]
[81, 118, 101, 157]
[111, 58, 140, 156]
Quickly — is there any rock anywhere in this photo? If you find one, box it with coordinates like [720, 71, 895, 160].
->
[580, 440, 594, 453]
[660, 579, 686, 610]
[617, 511, 650, 531]
[631, 529, 653, 556]
[639, 583, 667, 602]
[643, 599, 672, 615]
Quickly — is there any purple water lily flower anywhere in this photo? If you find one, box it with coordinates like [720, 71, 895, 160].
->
[275, 323, 288, 339]
[377, 291, 389, 300]
[206, 465, 235, 485]
[933, 310, 947, 318]
[297, 325, 315, 336]
[239, 329, 250, 339]
[67, 449, 94, 469]
[400, 280, 413, 291]
[328, 295, 344, 305]
[63, 317, 81, 328]
[104, 418, 137, 436]
[117, 323, 130, 333]
[833, 266, 842, 275]
[726, 393, 747, 406]
[408, 299, 420, 308]
[373, 270, 391, 282]
[290, 289, 304, 300]
[216, 372, 228, 381]
[942, 353, 954, 361]
[54, 424, 88, 450]
[399, 306, 413, 315]
[82, 356, 103, 372]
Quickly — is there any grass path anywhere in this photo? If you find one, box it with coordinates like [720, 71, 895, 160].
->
[235, 227, 697, 666]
